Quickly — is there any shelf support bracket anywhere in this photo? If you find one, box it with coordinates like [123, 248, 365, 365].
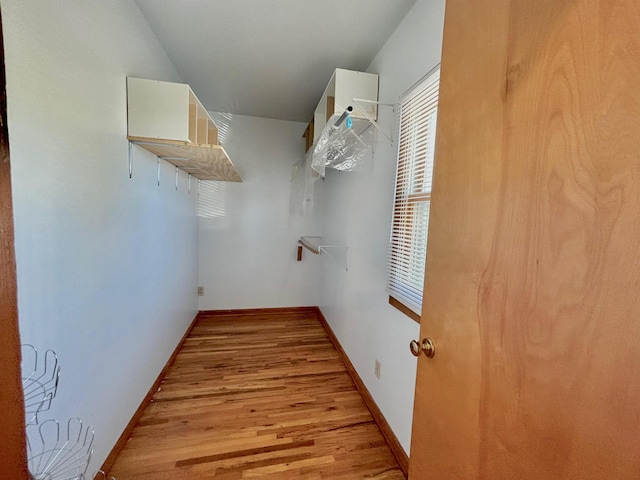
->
[298, 236, 348, 271]
[352, 98, 394, 144]
[128, 141, 134, 178]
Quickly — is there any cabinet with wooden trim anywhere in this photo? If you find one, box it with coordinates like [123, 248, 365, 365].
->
[126, 77, 241, 182]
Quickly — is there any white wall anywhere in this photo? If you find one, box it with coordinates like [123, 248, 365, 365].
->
[198, 113, 321, 310]
[3, 0, 198, 472]
[318, 0, 446, 454]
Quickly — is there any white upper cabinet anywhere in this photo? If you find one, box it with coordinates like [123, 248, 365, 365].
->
[312, 69, 379, 145]
[127, 77, 219, 145]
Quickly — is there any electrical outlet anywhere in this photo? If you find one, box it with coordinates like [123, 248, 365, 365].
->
[197, 286, 204, 296]
[374, 359, 381, 379]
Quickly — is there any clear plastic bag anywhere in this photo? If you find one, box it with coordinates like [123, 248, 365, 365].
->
[311, 113, 373, 177]
[290, 150, 320, 217]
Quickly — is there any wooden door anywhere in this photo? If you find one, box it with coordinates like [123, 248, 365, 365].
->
[0, 7, 28, 480]
[409, 1, 640, 478]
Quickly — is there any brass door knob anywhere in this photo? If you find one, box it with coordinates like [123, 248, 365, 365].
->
[410, 338, 436, 358]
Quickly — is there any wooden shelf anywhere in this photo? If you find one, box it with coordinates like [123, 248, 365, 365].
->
[298, 236, 322, 255]
[128, 136, 242, 182]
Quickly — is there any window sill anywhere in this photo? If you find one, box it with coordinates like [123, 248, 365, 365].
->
[388, 296, 421, 324]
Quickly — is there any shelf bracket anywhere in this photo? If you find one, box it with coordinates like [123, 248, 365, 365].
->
[128, 141, 134, 178]
[352, 98, 394, 144]
[298, 236, 348, 271]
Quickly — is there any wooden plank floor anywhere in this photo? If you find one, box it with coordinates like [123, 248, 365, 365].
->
[108, 309, 405, 479]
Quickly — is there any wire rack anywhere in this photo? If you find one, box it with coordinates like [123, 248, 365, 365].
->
[27, 418, 94, 480]
[21, 344, 116, 480]
[32, 469, 115, 480]
[22, 344, 61, 426]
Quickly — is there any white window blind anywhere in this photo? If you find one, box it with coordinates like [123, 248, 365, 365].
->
[387, 69, 440, 317]
[197, 180, 226, 218]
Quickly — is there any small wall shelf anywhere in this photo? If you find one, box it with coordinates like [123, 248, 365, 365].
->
[298, 236, 348, 271]
[127, 77, 242, 182]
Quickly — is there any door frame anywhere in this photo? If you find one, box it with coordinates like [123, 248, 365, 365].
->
[0, 5, 28, 479]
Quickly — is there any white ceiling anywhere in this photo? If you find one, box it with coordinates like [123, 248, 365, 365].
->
[134, 0, 417, 122]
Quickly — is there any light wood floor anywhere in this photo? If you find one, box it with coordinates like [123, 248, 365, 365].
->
[108, 309, 405, 479]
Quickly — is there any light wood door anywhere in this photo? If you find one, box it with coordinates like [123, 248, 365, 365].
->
[409, 1, 640, 478]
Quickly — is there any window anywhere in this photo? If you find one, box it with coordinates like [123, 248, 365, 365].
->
[197, 180, 226, 218]
[387, 68, 440, 322]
